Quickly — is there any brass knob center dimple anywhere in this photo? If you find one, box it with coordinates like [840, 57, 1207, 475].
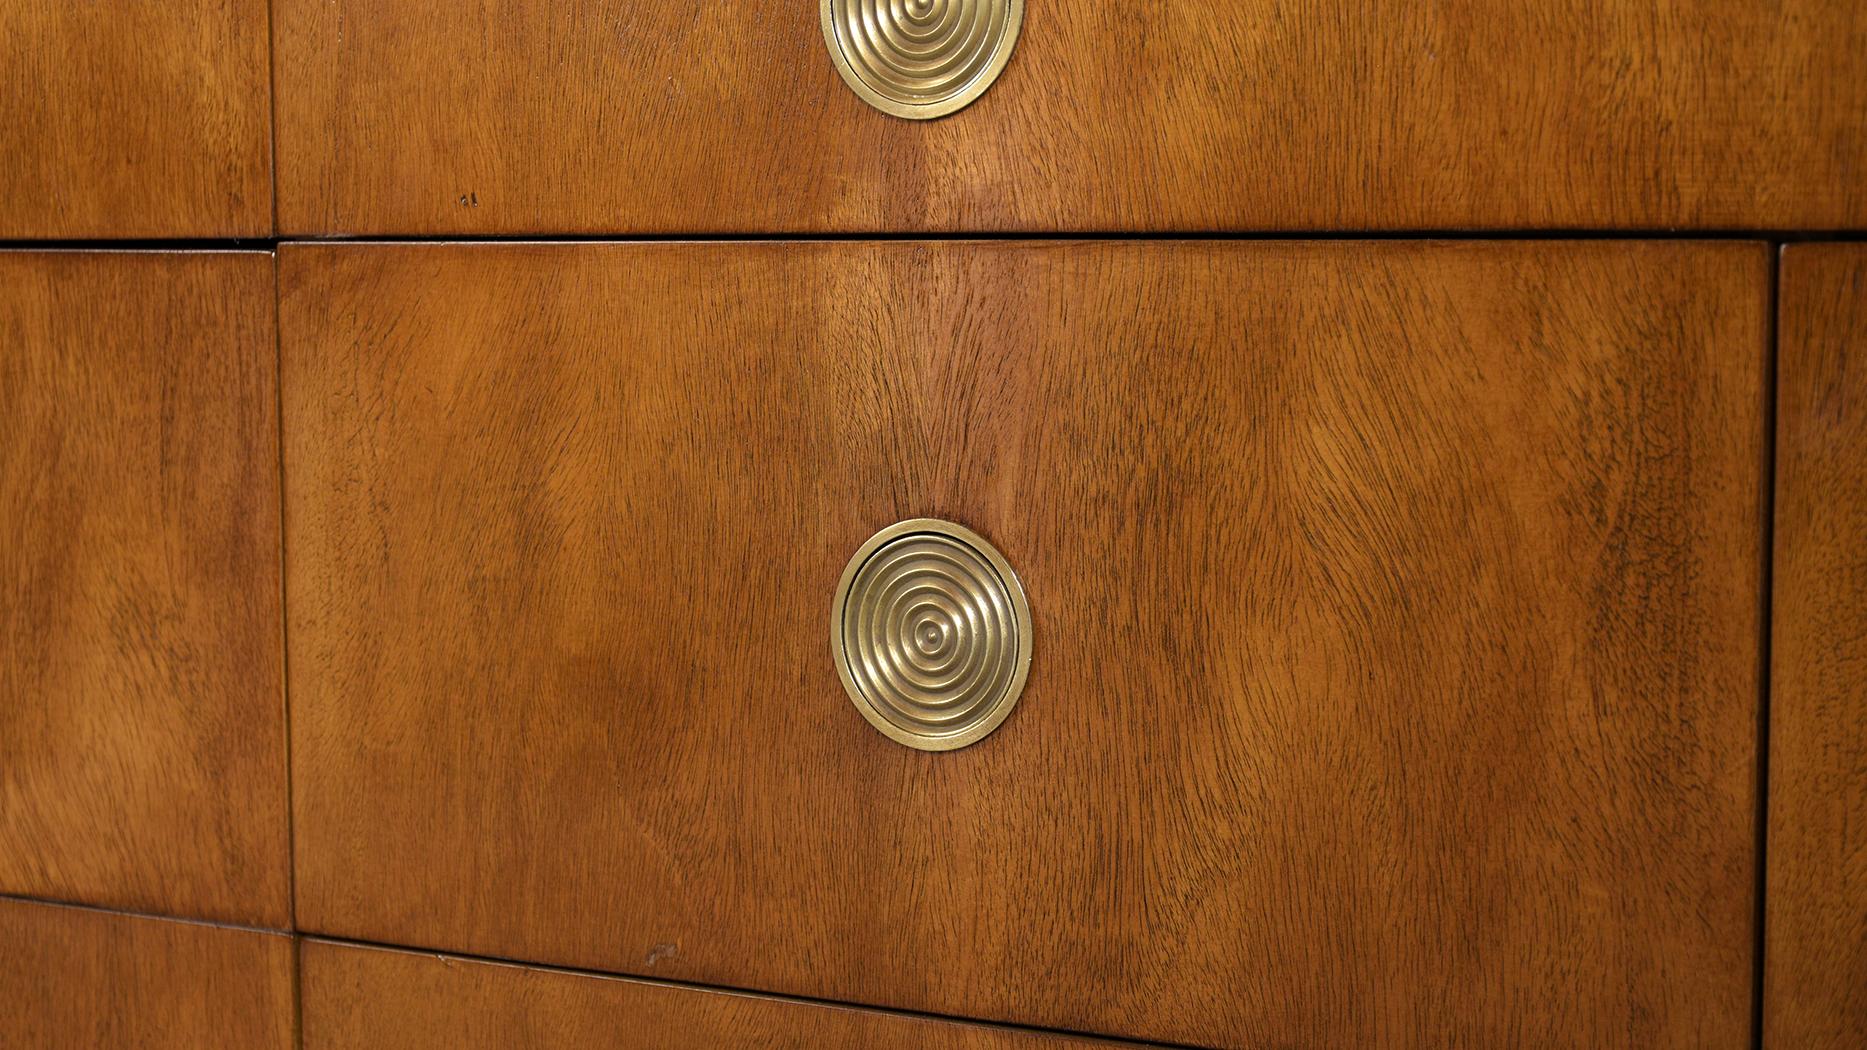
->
[832, 519, 1032, 751]
[914, 617, 947, 656]
[819, 0, 1024, 120]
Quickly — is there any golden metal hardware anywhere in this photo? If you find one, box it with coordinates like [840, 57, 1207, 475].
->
[819, 0, 1024, 120]
[831, 519, 1032, 751]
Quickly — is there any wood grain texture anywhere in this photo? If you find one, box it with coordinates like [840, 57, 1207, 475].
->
[0, 0, 272, 238]
[272, 1, 1867, 235]
[282, 241, 1765, 1048]
[0, 897, 294, 1050]
[1767, 244, 1867, 1049]
[302, 939, 1141, 1050]
[0, 252, 288, 928]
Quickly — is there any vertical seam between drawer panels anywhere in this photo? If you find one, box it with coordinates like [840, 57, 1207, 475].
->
[1751, 245, 1783, 1050]
[270, 248, 304, 1050]
[265, 0, 281, 237]
[271, 249, 296, 933]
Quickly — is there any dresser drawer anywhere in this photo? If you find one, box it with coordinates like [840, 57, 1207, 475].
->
[0, 251, 288, 928]
[303, 939, 1142, 1049]
[0, 898, 294, 1050]
[272, 2, 1867, 235]
[282, 240, 1764, 1048]
[1, 1, 272, 238]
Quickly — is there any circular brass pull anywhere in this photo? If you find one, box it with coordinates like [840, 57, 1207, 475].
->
[832, 519, 1032, 750]
[819, 0, 1024, 120]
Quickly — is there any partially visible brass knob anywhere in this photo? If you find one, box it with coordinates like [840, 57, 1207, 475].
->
[832, 519, 1032, 750]
[819, 0, 1024, 120]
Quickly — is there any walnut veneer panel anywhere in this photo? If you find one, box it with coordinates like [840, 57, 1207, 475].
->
[0, 252, 288, 927]
[0, 1, 272, 238]
[273, 2, 1867, 234]
[0, 897, 294, 1050]
[283, 240, 1765, 1047]
[1766, 244, 1867, 1048]
[302, 939, 1140, 1050]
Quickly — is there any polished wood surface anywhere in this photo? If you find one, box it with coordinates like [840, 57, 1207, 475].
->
[302, 939, 1140, 1049]
[272, 1, 1867, 235]
[0, 252, 288, 928]
[1767, 244, 1867, 1049]
[0, 1, 272, 238]
[0, 897, 294, 1050]
[282, 241, 1765, 1048]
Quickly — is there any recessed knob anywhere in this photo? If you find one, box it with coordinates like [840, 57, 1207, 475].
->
[831, 519, 1032, 750]
[819, 0, 1024, 120]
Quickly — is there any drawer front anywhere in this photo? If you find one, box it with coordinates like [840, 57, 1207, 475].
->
[283, 241, 1764, 1048]
[273, 2, 1867, 235]
[0, 1, 272, 238]
[0, 252, 287, 927]
[0, 898, 294, 1050]
[1767, 244, 1867, 1049]
[303, 939, 1140, 1050]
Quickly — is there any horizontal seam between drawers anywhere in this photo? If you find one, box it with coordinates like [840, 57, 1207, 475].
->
[4, 231, 1867, 251]
[302, 930, 1212, 1050]
[0, 892, 289, 937]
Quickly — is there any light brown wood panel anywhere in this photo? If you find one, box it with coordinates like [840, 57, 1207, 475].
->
[0, 897, 294, 1050]
[0, 252, 288, 928]
[302, 939, 1140, 1049]
[1767, 244, 1867, 1048]
[272, 1, 1867, 235]
[0, 1, 272, 238]
[283, 241, 1765, 1048]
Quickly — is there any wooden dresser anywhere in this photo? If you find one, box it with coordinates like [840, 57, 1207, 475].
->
[3, 3, 1864, 1047]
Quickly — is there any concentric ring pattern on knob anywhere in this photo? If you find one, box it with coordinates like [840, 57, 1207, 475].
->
[819, 0, 1024, 119]
[832, 519, 1032, 750]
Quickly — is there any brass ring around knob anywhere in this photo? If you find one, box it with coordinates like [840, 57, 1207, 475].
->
[831, 519, 1032, 750]
[819, 0, 1025, 120]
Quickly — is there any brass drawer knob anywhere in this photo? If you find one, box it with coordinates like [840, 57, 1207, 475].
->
[819, 0, 1024, 119]
[832, 519, 1032, 750]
